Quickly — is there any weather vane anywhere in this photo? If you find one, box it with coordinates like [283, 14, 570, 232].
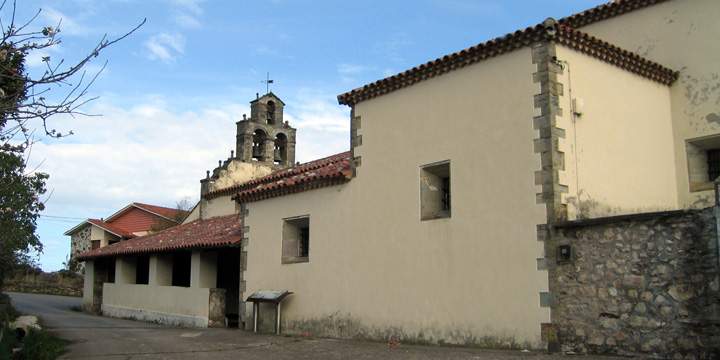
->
[261, 72, 274, 94]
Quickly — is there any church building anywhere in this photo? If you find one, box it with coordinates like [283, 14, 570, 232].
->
[78, 0, 720, 356]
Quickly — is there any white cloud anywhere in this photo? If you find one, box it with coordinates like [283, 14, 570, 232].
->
[285, 91, 350, 162]
[40, 7, 90, 36]
[337, 63, 375, 83]
[30, 98, 243, 213]
[175, 13, 202, 29]
[30, 92, 350, 270]
[25, 50, 52, 68]
[169, 0, 204, 15]
[373, 32, 413, 63]
[169, 0, 204, 28]
[144, 33, 185, 62]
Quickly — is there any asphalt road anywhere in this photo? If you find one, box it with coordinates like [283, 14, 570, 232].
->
[8, 292, 616, 359]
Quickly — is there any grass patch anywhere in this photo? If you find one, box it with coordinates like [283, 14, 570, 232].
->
[19, 329, 68, 360]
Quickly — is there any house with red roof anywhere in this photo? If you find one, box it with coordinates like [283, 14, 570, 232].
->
[76, 0, 719, 356]
[65, 203, 187, 264]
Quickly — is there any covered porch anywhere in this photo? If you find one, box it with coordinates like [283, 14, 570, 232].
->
[77, 214, 244, 328]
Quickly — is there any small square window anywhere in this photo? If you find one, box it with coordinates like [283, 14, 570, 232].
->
[282, 216, 310, 264]
[420, 161, 451, 221]
[686, 136, 720, 192]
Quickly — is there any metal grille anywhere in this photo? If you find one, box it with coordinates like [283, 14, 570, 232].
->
[708, 149, 720, 182]
[299, 227, 309, 258]
[442, 177, 451, 212]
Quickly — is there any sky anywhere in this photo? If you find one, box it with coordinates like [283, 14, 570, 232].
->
[12, 0, 608, 271]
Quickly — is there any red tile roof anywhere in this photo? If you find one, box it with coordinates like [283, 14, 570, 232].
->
[337, 13, 677, 106]
[132, 202, 187, 221]
[65, 202, 188, 237]
[559, 0, 671, 29]
[205, 151, 353, 202]
[77, 214, 242, 260]
[86, 219, 135, 238]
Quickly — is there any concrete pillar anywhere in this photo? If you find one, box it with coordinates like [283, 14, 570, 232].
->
[82, 260, 95, 309]
[262, 138, 274, 163]
[191, 250, 217, 288]
[285, 141, 296, 167]
[116, 257, 137, 284]
[149, 255, 172, 286]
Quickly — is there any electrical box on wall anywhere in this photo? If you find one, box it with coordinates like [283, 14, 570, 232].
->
[572, 98, 584, 117]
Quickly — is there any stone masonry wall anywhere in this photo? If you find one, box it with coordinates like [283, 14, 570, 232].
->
[71, 226, 91, 260]
[550, 208, 720, 358]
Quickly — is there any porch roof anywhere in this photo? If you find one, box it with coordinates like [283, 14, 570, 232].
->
[76, 214, 242, 261]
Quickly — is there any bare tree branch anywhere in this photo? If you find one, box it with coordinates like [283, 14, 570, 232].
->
[0, 2, 145, 150]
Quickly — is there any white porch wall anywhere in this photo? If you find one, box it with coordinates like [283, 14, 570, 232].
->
[102, 283, 211, 327]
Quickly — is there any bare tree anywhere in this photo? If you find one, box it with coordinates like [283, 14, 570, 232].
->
[0, 0, 145, 151]
[0, 1, 144, 288]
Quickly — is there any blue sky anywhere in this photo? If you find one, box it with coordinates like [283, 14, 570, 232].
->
[15, 0, 607, 271]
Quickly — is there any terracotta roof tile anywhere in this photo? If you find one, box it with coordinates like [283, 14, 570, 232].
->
[206, 151, 353, 201]
[87, 219, 135, 238]
[554, 24, 677, 84]
[558, 0, 672, 29]
[77, 214, 242, 260]
[132, 202, 187, 221]
[337, 17, 677, 106]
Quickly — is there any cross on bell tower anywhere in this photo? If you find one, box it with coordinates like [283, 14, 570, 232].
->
[261, 72, 274, 94]
[235, 91, 296, 168]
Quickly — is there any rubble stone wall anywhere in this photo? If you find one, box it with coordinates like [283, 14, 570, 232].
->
[551, 207, 720, 358]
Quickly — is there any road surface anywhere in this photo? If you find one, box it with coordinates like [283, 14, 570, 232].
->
[8, 292, 614, 359]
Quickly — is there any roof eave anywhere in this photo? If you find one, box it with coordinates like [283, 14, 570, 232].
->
[63, 220, 90, 236]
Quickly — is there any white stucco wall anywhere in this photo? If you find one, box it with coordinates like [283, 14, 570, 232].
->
[203, 195, 236, 219]
[578, 0, 720, 208]
[553, 45, 678, 219]
[244, 48, 550, 347]
[102, 283, 211, 327]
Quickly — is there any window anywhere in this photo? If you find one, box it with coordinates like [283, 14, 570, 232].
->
[420, 161, 451, 220]
[282, 216, 310, 264]
[135, 256, 150, 285]
[91, 240, 100, 250]
[686, 136, 720, 192]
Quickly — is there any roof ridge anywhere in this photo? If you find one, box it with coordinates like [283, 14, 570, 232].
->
[133, 202, 179, 211]
[337, 17, 677, 105]
[205, 150, 351, 199]
[558, 0, 672, 29]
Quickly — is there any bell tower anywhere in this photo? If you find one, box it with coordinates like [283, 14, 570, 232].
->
[236, 92, 296, 167]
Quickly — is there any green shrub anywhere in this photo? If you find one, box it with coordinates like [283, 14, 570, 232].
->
[19, 329, 68, 360]
[0, 326, 19, 360]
